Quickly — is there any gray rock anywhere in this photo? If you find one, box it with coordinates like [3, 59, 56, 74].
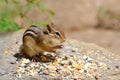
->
[0, 29, 120, 80]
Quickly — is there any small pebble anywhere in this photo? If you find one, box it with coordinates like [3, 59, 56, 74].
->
[115, 65, 119, 69]
[60, 63, 64, 66]
[10, 61, 17, 64]
[71, 50, 75, 52]
[56, 68, 61, 74]
[16, 41, 18, 44]
[87, 58, 93, 63]
[83, 56, 88, 61]
[84, 70, 87, 73]
[63, 56, 68, 60]
[107, 67, 110, 70]
[69, 61, 73, 65]
[43, 70, 49, 75]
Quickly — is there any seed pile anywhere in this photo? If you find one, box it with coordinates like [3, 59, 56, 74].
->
[14, 45, 108, 79]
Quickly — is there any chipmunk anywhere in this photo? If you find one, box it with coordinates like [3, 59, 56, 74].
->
[21, 23, 65, 61]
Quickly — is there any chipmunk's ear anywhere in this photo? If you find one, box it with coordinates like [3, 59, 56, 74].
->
[47, 23, 55, 32]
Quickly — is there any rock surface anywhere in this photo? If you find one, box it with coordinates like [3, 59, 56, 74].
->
[0, 29, 120, 80]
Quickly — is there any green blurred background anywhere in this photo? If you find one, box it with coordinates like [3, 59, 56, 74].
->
[0, 0, 54, 33]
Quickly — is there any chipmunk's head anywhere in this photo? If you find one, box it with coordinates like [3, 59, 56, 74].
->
[41, 23, 66, 53]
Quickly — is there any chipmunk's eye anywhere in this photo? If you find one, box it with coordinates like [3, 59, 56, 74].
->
[55, 31, 60, 36]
